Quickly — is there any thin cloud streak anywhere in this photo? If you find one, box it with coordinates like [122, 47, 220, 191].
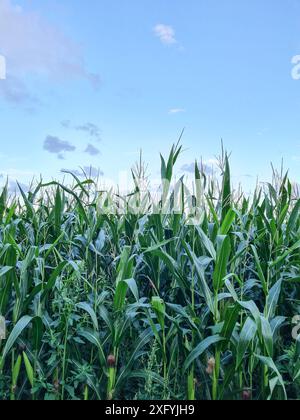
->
[168, 108, 185, 115]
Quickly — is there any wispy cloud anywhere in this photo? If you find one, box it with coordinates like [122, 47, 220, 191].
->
[61, 121, 102, 142]
[85, 143, 100, 156]
[0, 74, 38, 105]
[153, 24, 177, 46]
[75, 123, 101, 142]
[0, 0, 100, 104]
[168, 108, 185, 115]
[61, 120, 71, 129]
[43, 136, 76, 156]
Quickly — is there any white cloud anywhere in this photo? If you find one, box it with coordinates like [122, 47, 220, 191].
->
[0, 0, 99, 103]
[168, 108, 185, 115]
[205, 158, 219, 166]
[75, 122, 101, 142]
[0, 54, 6, 79]
[153, 24, 177, 45]
[181, 159, 218, 175]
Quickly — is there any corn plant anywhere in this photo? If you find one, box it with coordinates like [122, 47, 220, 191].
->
[0, 144, 299, 400]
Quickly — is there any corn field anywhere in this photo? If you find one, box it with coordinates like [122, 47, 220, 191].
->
[0, 144, 300, 401]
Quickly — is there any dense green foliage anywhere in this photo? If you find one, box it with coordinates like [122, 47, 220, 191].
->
[0, 145, 300, 400]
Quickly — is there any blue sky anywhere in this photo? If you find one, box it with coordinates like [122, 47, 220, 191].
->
[1, 0, 300, 192]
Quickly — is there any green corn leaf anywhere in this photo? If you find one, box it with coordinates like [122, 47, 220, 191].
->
[265, 280, 282, 320]
[12, 355, 22, 387]
[255, 355, 287, 400]
[184, 335, 224, 372]
[213, 236, 231, 292]
[0, 316, 33, 368]
[23, 352, 34, 387]
[77, 302, 99, 331]
[236, 317, 257, 369]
